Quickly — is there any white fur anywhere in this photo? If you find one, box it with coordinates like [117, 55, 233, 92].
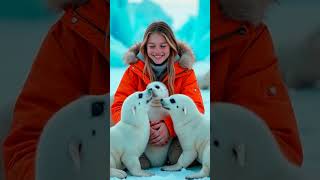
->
[36, 94, 109, 180]
[212, 103, 310, 180]
[160, 94, 210, 179]
[144, 81, 171, 167]
[110, 90, 153, 178]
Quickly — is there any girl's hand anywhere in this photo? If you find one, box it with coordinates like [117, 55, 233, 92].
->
[149, 120, 169, 146]
[150, 119, 161, 127]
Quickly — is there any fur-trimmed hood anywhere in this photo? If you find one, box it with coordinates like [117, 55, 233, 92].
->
[123, 41, 195, 69]
[218, 0, 277, 25]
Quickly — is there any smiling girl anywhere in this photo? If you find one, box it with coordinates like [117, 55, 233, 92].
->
[111, 21, 205, 168]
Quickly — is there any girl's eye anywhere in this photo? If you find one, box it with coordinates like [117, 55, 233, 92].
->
[149, 46, 155, 48]
[160, 45, 167, 48]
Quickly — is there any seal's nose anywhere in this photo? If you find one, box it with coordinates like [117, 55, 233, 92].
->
[160, 99, 163, 102]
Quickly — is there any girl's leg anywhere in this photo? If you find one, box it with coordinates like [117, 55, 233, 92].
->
[167, 137, 182, 164]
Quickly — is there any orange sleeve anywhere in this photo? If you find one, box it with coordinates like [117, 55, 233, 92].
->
[111, 67, 138, 123]
[2, 20, 90, 180]
[180, 70, 205, 114]
[165, 70, 205, 137]
[224, 25, 303, 165]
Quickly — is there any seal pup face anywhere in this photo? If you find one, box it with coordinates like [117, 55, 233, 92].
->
[146, 81, 169, 99]
[122, 89, 153, 117]
[36, 94, 110, 180]
[160, 94, 194, 114]
[160, 94, 199, 127]
[211, 103, 300, 180]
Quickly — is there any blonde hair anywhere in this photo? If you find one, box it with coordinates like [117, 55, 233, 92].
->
[140, 21, 178, 95]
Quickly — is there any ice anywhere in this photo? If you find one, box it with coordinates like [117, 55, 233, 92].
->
[110, 0, 210, 68]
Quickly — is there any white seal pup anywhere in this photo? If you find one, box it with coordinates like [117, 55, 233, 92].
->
[160, 94, 210, 179]
[36, 94, 109, 180]
[110, 89, 153, 179]
[144, 81, 171, 167]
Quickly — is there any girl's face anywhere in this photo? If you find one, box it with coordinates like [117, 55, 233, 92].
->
[146, 33, 170, 65]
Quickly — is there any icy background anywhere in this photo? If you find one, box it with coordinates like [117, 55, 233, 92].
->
[110, 0, 210, 67]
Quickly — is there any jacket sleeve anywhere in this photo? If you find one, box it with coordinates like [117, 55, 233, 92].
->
[223, 25, 303, 165]
[2, 21, 89, 180]
[164, 70, 205, 137]
[180, 70, 205, 114]
[111, 67, 138, 123]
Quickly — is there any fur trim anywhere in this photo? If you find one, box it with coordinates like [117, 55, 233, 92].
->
[47, 0, 88, 9]
[219, 0, 277, 25]
[177, 41, 195, 69]
[123, 41, 195, 69]
[123, 43, 141, 65]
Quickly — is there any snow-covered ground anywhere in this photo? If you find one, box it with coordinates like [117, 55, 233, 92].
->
[110, 167, 209, 180]
[110, 61, 210, 180]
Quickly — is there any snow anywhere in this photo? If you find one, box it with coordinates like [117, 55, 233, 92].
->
[110, 167, 209, 180]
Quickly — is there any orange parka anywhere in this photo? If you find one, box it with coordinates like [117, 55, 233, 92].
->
[212, 0, 303, 165]
[3, 1, 109, 180]
[111, 58, 205, 137]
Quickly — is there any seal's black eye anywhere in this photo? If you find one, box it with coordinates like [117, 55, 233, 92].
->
[92, 129, 96, 136]
[155, 85, 160, 89]
[213, 140, 220, 147]
[138, 93, 143, 99]
[91, 101, 105, 116]
[170, 98, 175, 104]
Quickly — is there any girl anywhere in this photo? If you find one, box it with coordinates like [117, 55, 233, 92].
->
[111, 21, 205, 167]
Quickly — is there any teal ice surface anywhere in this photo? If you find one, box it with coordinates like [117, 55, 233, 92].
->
[110, 166, 210, 180]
